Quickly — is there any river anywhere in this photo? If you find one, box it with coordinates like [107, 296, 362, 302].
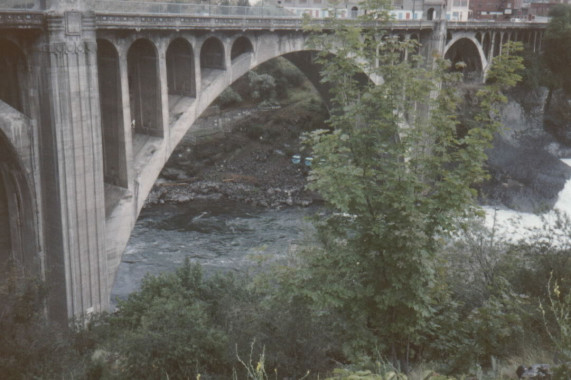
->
[483, 158, 571, 244]
[112, 161, 571, 302]
[111, 200, 316, 302]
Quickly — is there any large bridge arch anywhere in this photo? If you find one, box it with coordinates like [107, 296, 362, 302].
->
[0, 115, 40, 278]
[104, 33, 366, 292]
[105, 29, 386, 291]
[444, 35, 487, 82]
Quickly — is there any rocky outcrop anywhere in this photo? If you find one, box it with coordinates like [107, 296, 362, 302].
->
[544, 88, 571, 145]
[481, 87, 571, 212]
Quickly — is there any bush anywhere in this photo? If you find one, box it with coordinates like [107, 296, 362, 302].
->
[218, 87, 243, 108]
[0, 262, 92, 378]
[105, 260, 236, 378]
[248, 71, 277, 102]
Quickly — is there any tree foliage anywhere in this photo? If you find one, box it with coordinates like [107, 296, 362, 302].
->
[544, 4, 571, 94]
[105, 260, 236, 378]
[286, 1, 525, 369]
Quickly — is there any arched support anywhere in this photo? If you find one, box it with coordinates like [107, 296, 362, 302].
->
[443, 35, 487, 82]
[231, 35, 254, 62]
[166, 38, 196, 98]
[97, 39, 128, 190]
[200, 36, 225, 81]
[127, 39, 164, 138]
[427, 8, 435, 21]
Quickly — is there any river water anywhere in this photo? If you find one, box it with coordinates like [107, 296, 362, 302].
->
[483, 158, 571, 244]
[111, 200, 316, 302]
[112, 161, 571, 302]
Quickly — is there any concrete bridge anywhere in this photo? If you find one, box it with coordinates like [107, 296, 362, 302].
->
[0, 0, 546, 321]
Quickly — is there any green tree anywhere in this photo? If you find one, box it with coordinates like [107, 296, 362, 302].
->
[543, 4, 571, 106]
[248, 70, 277, 104]
[286, 3, 524, 369]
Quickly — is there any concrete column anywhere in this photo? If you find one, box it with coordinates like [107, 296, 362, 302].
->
[194, 40, 202, 96]
[38, 9, 108, 322]
[117, 47, 134, 192]
[224, 37, 233, 80]
[427, 20, 447, 64]
[157, 40, 170, 142]
[489, 32, 495, 58]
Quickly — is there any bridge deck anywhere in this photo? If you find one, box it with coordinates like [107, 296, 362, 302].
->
[0, 6, 545, 31]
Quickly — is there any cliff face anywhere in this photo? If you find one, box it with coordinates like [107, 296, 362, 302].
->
[481, 87, 571, 212]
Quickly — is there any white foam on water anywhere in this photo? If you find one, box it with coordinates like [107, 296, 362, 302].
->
[483, 159, 571, 243]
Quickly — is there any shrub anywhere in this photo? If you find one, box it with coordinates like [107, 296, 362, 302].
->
[0, 262, 92, 378]
[105, 260, 234, 378]
[248, 71, 276, 101]
[218, 87, 243, 108]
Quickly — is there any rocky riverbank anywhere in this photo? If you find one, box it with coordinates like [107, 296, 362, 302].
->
[147, 83, 571, 214]
[146, 95, 327, 208]
[146, 180, 315, 208]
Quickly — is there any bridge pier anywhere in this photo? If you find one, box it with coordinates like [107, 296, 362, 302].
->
[38, 8, 108, 321]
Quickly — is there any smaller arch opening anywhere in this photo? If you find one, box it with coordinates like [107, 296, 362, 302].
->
[231, 36, 254, 62]
[482, 33, 491, 58]
[97, 39, 127, 190]
[127, 38, 163, 138]
[167, 38, 195, 98]
[0, 39, 27, 114]
[427, 8, 435, 21]
[493, 33, 502, 57]
[445, 38, 484, 83]
[351, 6, 358, 18]
[201, 37, 225, 70]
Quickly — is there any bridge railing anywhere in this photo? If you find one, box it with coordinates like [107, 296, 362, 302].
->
[0, 0, 37, 10]
[88, 1, 297, 17]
